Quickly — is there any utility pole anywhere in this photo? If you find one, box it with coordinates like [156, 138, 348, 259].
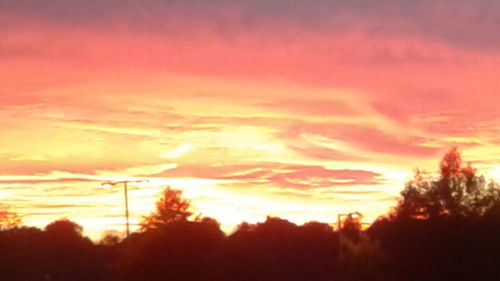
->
[101, 180, 149, 238]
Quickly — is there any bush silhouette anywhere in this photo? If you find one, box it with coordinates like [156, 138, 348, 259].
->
[2, 149, 500, 281]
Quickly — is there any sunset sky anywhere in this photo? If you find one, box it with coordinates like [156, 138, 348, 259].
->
[2, 0, 500, 239]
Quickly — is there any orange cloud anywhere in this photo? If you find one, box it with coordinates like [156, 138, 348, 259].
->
[2, 0, 500, 238]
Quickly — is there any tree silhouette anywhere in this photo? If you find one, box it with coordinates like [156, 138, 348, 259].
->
[225, 217, 338, 281]
[45, 218, 84, 237]
[367, 148, 500, 281]
[99, 230, 121, 246]
[43, 218, 105, 281]
[140, 187, 193, 230]
[396, 147, 500, 219]
[124, 218, 225, 281]
[3, 148, 500, 281]
[0, 226, 48, 281]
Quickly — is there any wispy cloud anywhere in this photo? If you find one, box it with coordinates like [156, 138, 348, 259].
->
[2, 0, 500, 238]
[153, 162, 384, 189]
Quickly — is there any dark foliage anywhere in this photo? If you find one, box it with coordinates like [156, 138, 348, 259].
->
[225, 217, 339, 281]
[122, 219, 225, 281]
[397, 147, 500, 219]
[2, 149, 500, 281]
[140, 187, 193, 231]
[0, 219, 114, 281]
[368, 148, 500, 281]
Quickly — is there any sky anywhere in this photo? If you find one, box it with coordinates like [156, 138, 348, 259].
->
[1, 0, 500, 239]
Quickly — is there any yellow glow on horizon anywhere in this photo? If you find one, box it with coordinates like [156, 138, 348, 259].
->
[486, 166, 500, 182]
[2, 7, 500, 241]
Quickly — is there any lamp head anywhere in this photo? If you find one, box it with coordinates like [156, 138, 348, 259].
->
[101, 182, 113, 188]
[348, 212, 362, 219]
[137, 179, 150, 186]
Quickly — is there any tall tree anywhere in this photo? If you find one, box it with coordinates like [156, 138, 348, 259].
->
[397, 147, 500, 219]
[140, 187, 193, 230]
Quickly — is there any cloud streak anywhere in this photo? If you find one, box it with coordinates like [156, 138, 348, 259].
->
[1, 0, 500, 238]
[153, 162, 384, 188]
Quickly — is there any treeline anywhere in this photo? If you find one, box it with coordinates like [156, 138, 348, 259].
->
[2, 148, 500, 281]
[3, 214, 500, 281]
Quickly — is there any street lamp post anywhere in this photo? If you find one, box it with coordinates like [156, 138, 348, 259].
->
[101, 180, 149, 238]
[337, 211, 362, 261]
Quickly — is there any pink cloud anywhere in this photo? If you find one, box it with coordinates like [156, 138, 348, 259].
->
[2, 0, 500, 238]
[153, 162, 383, 189]
[284, 122, 439, 157]
[259, 99, 357, 117]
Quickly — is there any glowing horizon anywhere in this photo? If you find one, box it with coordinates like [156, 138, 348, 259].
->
[2, 0, 500, 239]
